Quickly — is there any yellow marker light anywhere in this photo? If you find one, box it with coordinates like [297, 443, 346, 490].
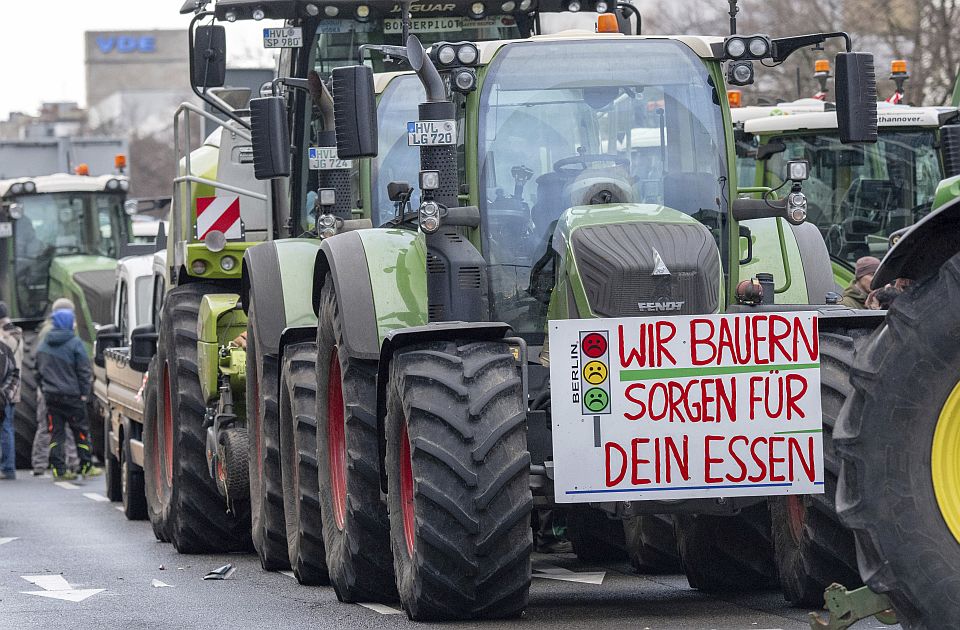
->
[891, 59, 908, 74]
[596, 13, 618, 33]
[727, 89, 742, 108]
[814, 59, 830, 74]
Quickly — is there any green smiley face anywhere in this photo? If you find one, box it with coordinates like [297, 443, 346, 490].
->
[584, 388, 609, 412]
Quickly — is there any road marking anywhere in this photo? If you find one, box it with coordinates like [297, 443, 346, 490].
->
[115, 506, 124, 511]
[83, 492, 110, 502]
[20, 575, 104, 603]
[279, 570, 296, 579]
[532, 561, 605, 585]
[151, 579, 174, 588]
[53, 481, 80, 490]
[358, 603, 403, 615]
[0, 537, 18, 545]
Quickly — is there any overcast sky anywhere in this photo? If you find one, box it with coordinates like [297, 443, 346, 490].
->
[0, 2, 276, 118]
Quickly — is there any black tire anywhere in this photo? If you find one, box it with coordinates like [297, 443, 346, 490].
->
[279, 342, 329, 585]
[675, 503, 777, 592]
[770, 330, 863, 606]
[385, 340, 532, 621]
[837, 254, 960, 629]
[567, 508, 627, 563]
[247, 304, 289, 570]
[623, 514, 681, 573]
[315, 275, 396, 603]
[104, 407, 122, 502]
[142, 356, 169, 541]
[88, 399, 104, 464]
[13, 329, 38, 470]
[156, 283, 250, 554]
[121, 422, 147, 520]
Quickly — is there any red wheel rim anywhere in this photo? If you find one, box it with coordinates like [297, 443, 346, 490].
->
[400, 421, 415, 557]
[162, 363, 174, 487]
[786, 495, 806, 542]
[328, 349, 347, 531]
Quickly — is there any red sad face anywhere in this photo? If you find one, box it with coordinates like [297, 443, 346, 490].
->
[582, 333, 607, 358]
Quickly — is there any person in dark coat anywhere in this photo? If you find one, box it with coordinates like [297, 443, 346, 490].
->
[0, 302, 21, 480]
[36, 308, 99, 480]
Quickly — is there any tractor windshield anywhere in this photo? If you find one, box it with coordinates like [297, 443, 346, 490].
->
[477, 39, 727, 334]
[372, 75, 426, 226]
[764, 130, 941, 264]
[12, 192, 130, 318]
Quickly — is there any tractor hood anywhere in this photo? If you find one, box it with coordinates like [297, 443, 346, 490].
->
[554, 203, 723, 318]
[48, 255, 118, 344]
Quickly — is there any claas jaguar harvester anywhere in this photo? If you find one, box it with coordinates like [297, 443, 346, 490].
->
[143, 0, 589, 570]
[244, 2, 882, 620]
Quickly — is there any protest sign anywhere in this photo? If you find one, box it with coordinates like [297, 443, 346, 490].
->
[548, 313, 824, 503]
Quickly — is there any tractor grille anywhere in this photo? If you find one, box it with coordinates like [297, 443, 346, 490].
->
[571, 223, 720, 317]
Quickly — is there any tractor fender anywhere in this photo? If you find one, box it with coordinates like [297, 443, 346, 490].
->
[373, 322, 513, 491]
[874, 194, 960, 287]
[788, 221, 837, 303]
[313, 229, 429, 361]
[242, 239, 322, 357]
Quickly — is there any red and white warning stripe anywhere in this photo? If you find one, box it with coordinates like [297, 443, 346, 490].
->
[196, 196, 242, 240]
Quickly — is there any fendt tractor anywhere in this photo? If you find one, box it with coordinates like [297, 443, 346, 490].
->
[135, 0, 597, 575]
[238, 1, 887, 620]
[0, 161, 140, 469]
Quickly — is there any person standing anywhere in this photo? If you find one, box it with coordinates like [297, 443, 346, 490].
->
[31, 297, 79, 475]
[0, 302, 21, 480]
[36, 308, 99, 480]
[841, 256, 880, 309]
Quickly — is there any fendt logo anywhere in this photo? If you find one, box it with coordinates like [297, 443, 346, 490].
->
[637, 301, 685, 312]
[392, 3, 458, 11]
[95, 35, 156, 54]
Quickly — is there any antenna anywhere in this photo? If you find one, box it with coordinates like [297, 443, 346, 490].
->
[728, 0, 739, 35]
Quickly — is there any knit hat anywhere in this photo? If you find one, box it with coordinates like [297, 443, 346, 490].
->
[0, 301, 8, 319]
[855, 256, 880, 281]
[50, 297, 75, 313]
[51, 309, 75, 331]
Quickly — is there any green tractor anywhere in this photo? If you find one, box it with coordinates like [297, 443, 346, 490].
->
[0, 170, 139, 468]
[145, 0, 589, 564]
[244, 5, 882, 619]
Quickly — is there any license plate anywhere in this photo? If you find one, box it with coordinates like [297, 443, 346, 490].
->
[384, 17, 462, 34]
[407, 120, 456, 146]
[0, 222, 11, 238]
[263, 27, 302, 48]
[308, 147, 353, 170]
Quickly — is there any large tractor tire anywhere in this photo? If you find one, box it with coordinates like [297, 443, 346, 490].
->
[837, 254, 960, 629]
[13, 329, 38, 470]
[675, 503, 777, 592]
[247, 304, 290, 570]
[385, 340, 532, 621]
[567, 508, 627, 563]
[142, 356, 169, 541]
[623, 514, 681, 573]
[279, 342, 329, 585]
[770, 330, 863, 606]
[315, 276, 395, 603]
[155, 283, 250, 554]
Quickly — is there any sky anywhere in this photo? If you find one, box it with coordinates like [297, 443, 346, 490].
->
[0, 1, 275, 119]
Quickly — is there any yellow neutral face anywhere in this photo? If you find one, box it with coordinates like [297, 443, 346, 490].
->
[583, 360, 608, 385]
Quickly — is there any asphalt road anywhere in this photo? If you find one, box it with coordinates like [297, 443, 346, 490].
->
[0, 475, 896, 630]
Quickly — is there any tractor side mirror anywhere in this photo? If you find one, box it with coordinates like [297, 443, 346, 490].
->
[940, 124, 960, 178]
[94, 325, 123, 369]
[129, 324, 159, 373]
[835, 52, 878, 144]
[332, 65, 378, 159]
[249, 96, 291, 180]
[192, 25, 227, 90]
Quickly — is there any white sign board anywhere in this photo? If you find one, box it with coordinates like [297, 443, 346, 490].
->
[308, 147, 352, 171]
[548, 313, 824, 503]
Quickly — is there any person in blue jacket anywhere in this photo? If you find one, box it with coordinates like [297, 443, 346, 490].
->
[35, 308, 100, 480]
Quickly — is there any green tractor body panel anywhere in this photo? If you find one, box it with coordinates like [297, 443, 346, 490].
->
[273, 239, 324, 328]
[185, 242, 248, 281]
[933, 175, 960, 210]
[737, 218, 815, 304]
[357, 229, 429, 344]
[832, 260, 854, 288]
[48, 255, 119, 349]
[197, 293, 247, 402]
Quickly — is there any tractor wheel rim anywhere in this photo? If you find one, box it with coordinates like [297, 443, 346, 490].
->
[328, 349, 347, 531]
[162, 363, 174, 487]
[400, 420, 415, 557]
[786, 495, 806, 543]
[933, 380, 960, 545]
